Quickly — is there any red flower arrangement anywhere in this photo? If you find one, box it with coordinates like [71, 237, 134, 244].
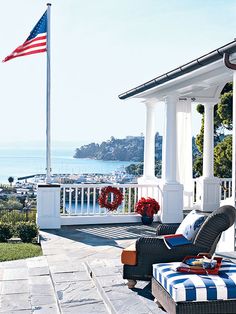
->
[98, 186, 123, 212]
[135, 197, 160, 218]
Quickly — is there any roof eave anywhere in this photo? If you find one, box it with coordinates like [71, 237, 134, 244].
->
[118, 40, 236, 100]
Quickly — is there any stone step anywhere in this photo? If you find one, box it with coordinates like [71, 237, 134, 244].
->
[85, 259, 165, 314]
[0, 256, 61, 313]
[50, 261, 108, 313]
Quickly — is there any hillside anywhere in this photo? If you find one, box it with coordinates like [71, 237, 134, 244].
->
[74, 134, 162, 162]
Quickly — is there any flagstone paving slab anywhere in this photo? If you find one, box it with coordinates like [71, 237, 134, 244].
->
[0, 310, 32, 314]
[28, 266, 50, 276]
[2, 279, 29, 294]
[51, 271, 90, 283]
[60, 301, 108, 314]
[0, 293, 32, 312]
[32, 304, 59, 314]
[3, 268, 29, 281]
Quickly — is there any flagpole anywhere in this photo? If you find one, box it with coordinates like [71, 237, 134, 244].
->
[46, 3, 52, 183]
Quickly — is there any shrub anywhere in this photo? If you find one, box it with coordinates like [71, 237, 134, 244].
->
[16, 222, 38, 243]
[6, 199, 23, 210]
[0, 209, 36, 226]
[0, 211, 26, 225]
[0, 222, 13, 242]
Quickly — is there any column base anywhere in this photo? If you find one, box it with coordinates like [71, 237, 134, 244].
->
[196, 177, 221, 212]
[37, 185, 61, 229]
[36, 216, 61, 229]
[159, 181, 183, 223]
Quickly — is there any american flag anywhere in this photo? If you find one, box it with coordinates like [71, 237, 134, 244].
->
[3, 11, 47, 62]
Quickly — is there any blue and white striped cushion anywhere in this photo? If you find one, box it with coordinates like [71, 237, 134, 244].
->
[153, 260, 236, 302]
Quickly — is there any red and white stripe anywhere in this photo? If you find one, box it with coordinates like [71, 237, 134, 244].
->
[3, 33, 47, 62]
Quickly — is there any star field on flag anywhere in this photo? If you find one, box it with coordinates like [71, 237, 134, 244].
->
[2, 10, 47, 62]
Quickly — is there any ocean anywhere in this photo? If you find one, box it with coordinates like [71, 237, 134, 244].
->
[0, 147, 134, 183]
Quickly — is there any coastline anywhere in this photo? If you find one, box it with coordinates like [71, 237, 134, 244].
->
[0, 147, 136, 184]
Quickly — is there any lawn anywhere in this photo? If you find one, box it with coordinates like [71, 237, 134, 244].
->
[0, 243, 42, 262]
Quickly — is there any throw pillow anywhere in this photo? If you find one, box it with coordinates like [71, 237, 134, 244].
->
[175, 210, 206, 241]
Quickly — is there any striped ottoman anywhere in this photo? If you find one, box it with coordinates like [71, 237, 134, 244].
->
[152, 260, 236, 314]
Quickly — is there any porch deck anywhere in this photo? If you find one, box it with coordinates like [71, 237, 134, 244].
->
[40, 223, 163, 313]
[1, 223, 235, 313]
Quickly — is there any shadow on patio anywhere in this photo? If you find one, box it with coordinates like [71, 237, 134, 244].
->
[41, 222, 159, 248]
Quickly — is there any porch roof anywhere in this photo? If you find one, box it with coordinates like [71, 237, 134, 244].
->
[118, 40, 236, 103]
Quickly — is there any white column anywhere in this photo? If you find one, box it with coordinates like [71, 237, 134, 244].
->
[232, 71, 236, 205]
[160, 95, 183, 223]
[162, 95, 178, 182]
[197, 102, 220, 212]
[37, 184, 61, 229]
[138, 100, 158, 184]
[176, 98, 193, 209]
[203, 103, 214, 178]
[217, 72, 236, 248]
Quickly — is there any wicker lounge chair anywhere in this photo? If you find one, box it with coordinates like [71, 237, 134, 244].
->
[121, 205, 236, 288]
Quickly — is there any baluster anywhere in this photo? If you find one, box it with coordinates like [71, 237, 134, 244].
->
[81, 186, 84, 214]
[75, 187, 78, 214]
[134, 186, 137, 213]
[93, 186, 96, 213]
[62, 187, 66, 214]
[122, 187, 125, 214]
[128, 187, 131, 213]
[69, 187, 72, 215]
[98, 187, 102, 214]
[87, 187, 90, 214]
[224, 181, 226, 200]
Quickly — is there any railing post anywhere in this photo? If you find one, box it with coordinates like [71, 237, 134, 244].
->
[37, 184, 61, 229]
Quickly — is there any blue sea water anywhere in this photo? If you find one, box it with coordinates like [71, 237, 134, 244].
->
[0, 147, 133, 183]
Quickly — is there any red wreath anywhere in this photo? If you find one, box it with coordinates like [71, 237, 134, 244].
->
[98, 186, 123, 211]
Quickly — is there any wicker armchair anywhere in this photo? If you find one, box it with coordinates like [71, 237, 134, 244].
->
[122, 205, 236, 288]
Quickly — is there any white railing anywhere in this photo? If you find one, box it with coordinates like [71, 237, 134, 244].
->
[61, 183, 162, 216]
[220, 178, 232, 200]
[193, 178, 232, 205]
[61, 178, 232, 216]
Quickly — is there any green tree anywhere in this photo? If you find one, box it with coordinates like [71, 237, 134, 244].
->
[193, 82, 232, 177]
[125, 160, 162, 177]
[214, 135, 232, 178]
[8, 176, 14, 187]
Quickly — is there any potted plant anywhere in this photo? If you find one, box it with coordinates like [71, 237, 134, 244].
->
[135, 197, 160, 225]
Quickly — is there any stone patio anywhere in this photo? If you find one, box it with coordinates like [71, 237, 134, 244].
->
[0, 223, 235, 313]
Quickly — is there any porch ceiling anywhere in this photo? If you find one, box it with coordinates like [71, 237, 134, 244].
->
[119, 40, 236, 103]
[142, 60, 233, 103]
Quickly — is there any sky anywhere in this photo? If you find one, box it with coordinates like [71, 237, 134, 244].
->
[1, 0, 236, 149]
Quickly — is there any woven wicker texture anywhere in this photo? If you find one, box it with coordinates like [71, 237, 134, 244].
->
[123, 205, 236, 282]
[156, 223, 180, 235]
[194, 205, 236, 249]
